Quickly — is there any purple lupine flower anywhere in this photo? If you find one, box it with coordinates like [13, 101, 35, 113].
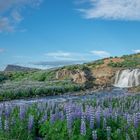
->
[19, 105, 26, 120]
[106, 126, 111, 140]
[0, 117, 2, 130]
[81, 112, 86, 121]
[41, 113, 48, 124]
[66, 104, 72, 134]
[103, 118, 107, 129]
[50, 113, 55, 124]
[136, 112, 140, 124]
[28, 115, 34, 132]
[59, 111, 64, 121]
[133, 114, 138, 128]
[5, 105, 11, 118]
[80, 119, 86, 136]
[92, 130, 97, 140]
[96, 109, 101, 128]
[103, 109, 109, 119]
[4, 119, 9, 131]
[127, 114, 131, 127]
[123, 113, 127, 120]
[89, 107, 95, 129]
[85, 105, 90, 121]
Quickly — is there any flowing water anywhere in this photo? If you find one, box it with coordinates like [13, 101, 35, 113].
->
[114, 69, 140, 88]
[0, 88, 128, 107]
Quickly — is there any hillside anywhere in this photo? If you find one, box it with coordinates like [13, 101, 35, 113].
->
[2, 53, 140, 86]
[0, 53, 140, 101]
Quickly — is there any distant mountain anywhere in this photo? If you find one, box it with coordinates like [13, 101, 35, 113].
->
[4, 65, 39, 72]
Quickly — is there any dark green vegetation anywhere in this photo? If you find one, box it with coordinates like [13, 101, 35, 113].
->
[2, 70, 56, 82]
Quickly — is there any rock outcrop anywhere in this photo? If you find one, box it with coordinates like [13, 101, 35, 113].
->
[56, 69, 87, 84]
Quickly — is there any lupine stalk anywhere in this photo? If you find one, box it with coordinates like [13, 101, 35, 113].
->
[4, 119, 9, 131]
[92, 130, 97, 140]
[126, 133, 131, 140]
[80, 119, 86, 136]
[66, 105, 72, 134]
[132, 129, 137, 140]
[103, 118, 107, 129]
[19, 106, 26, 120]
[50, 113, 55, 124]
[90, 107, 95, 129]
[106, 126, 111, 140]
[0, 117, 2, 130]
[28, 115, 34, 132]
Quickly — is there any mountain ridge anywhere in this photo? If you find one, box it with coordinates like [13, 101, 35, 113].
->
[4, 64, 40, 72]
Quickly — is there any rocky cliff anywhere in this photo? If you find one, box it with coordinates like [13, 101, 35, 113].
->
[55, 58, 124, 89]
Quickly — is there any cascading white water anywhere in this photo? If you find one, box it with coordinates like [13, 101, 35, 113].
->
[114, 69, 140, 88]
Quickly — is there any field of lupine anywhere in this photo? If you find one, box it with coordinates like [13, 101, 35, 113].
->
[0, 91, 140, 140]
[0, 81, 84, 101]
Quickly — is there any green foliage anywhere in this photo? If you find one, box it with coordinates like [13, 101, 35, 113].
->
[86, 60, 104, 68]
[40, 120, 68, 140]
[4, 70, 56, 82]
[108, 53, 140, 68]
[0, 81, 84, 101]
[0, 73, 7, 83]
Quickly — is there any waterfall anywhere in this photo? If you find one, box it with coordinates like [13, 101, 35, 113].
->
[114, 69, 140, 88]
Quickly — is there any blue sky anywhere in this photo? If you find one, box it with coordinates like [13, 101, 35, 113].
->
[0, 0, 140, 70]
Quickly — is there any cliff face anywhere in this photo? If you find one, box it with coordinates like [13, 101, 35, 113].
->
[55, 58, 124, 88]
[91, 59, 123, 87]
[56, 69, 87, 84]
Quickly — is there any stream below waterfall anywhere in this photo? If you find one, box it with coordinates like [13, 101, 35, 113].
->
[0, 88, 129, 107]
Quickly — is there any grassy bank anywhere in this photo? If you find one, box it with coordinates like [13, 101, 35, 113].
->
[0, 81, 84, 101]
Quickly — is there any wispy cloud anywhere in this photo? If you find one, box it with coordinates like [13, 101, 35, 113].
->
[132, 49, 140, 53]
[0, 48, 4, 53]
[90, 50, 110, 58]
[45, 51, 88, 61]
[31, 51, 91, 68]
[31, 60, 84, 67]
[0, 0, 43, 33]
[0, 17, 14, 33]
[78, 0, 140, 21]
[46, 51, 71, 58]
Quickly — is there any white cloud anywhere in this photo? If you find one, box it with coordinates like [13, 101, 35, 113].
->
[0, 0, 43, 33]
[133, 49, 140, 53]
[78, 0, 140, 21]
[90, 50, 110, 58]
